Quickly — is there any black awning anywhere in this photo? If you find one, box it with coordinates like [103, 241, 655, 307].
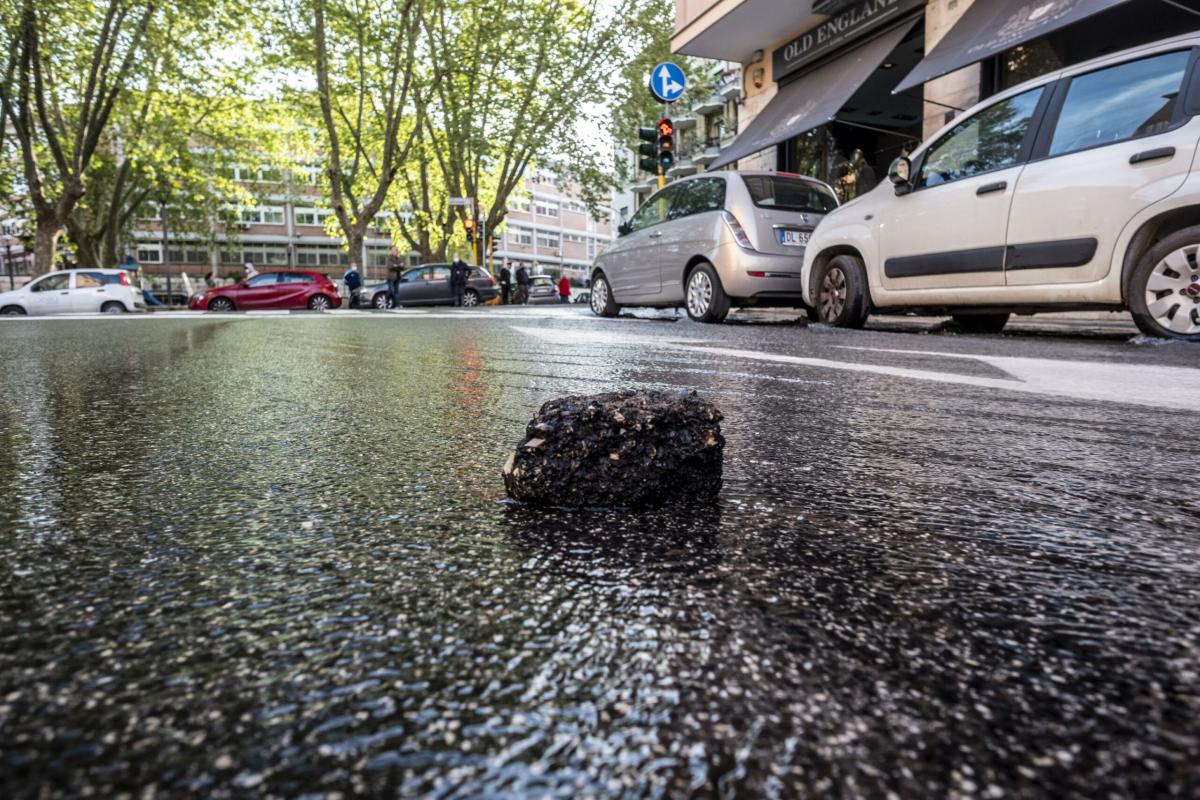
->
[708, 22, 915, 171]
[893, 0, 1131, 93]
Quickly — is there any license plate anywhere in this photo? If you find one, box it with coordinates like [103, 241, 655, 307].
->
[778, 229, 810, 247]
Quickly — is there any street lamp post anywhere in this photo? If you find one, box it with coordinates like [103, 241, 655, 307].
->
[158, 196, 171, 306]
[4, 242, 13, 292]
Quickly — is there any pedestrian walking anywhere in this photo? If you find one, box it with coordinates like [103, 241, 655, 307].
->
[243, 261, 258, 280]
[557, 275, 571, 304]
[204, 270, 217, 289]
[499, 264, 512, 305]
[515, 265, 530, 305]
[343, 262, 362, 308]
[450, 258, 469, 307]
[387, 250, 405, 309]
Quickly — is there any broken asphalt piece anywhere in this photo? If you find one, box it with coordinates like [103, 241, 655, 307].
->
[503, 389, 724, 509]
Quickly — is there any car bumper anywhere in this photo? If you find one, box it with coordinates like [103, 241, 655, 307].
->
[711, 243, 808, 302]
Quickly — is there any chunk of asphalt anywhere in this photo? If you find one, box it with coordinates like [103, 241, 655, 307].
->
[503, 389, 724, 509]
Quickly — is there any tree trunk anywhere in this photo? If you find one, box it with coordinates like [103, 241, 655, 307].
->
[33, 217, 60, 275]
[346, 225, 366, 273]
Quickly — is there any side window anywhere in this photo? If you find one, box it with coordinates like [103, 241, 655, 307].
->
[246, 273, 278, 287]
[1049, 50, 1190, 157]
[919, 86, 1044, 188]
[402, 268, 422, 282]
[428, 267, 451, 281]
[75, 272, 104, 288]
[277, 273, 314, 284]
[629, 186, 679, 232]
[31, 273, 70, 292]
[668, 178, 726, 220]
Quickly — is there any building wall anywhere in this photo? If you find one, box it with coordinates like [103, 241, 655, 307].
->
[922, 0, 982, 139]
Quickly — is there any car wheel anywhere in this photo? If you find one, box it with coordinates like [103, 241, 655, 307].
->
[462, 289, 480, 307]
[685, 262, 730, 324]
[208, 297, 235, 312]
[372, 292, 393, 309]
[308, 294, 332, 311]
[814, 255, 869, 328]
[1, 305, 27, 316]
[951, 313, 1009, 334]
[590, 273, 619, 317]
[101, 301, 127, 314]
[1130, 226, 1200, 341]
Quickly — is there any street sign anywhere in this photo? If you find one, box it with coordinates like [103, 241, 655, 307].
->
[448, 197, 472, 207]
[648, 62, 687, 103]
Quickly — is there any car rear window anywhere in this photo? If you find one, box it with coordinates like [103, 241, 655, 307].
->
[742, 176, 837, 214]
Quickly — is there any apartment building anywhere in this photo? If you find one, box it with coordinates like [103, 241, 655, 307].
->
[672, 0, 1198, 204]
[130, 164, 417, 287]
[494, 172, 616, 283]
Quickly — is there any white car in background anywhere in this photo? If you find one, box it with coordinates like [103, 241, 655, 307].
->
[0, 269, 146, 316]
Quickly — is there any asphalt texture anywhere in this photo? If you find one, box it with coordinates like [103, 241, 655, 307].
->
[0, 306, 1197, 798]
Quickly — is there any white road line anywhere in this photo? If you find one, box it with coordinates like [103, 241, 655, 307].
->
[511, 325, 1200, 411]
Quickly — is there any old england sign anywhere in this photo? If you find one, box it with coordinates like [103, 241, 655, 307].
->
[773, 0, 923, 83]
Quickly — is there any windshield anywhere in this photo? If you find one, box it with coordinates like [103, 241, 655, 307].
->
[742, 176, 838, 214]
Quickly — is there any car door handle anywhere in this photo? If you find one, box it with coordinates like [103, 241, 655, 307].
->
[649, 231, 663, 238]
[976, 181, 1007, 195]
[1130, 146, 1175, 164]
[59, 291, 69, 295]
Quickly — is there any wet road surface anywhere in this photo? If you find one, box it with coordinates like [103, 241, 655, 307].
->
[1, 307, 1198, 797]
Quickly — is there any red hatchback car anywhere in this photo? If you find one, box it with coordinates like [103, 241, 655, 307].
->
[189, 271, 342, 312]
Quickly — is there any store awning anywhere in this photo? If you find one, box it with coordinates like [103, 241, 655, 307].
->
[708, 21, 916, 171]
[894, 0, 1131, 93]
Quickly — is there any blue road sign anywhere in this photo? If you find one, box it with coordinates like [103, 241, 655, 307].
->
[649, 62, 687, 103]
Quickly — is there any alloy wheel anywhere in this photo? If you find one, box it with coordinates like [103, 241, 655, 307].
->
[462, 291, 479, 307]
[1144, 244, 1200, 336]
[819, 266, 848, 322]
[373, 293, 390, 309]
[309, 295, 331, 312]
[687, 270, 712, 318]
[590, 278, 609, 315]
[209, 298, 233, 312]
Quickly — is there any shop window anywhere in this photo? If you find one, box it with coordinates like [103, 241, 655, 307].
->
[919, 87, 1044, 188]
[1048, 51, 1189, 158]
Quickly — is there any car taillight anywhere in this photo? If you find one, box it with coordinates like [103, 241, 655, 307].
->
[722, 211, 754, 250]
[118, 272, 130, 286]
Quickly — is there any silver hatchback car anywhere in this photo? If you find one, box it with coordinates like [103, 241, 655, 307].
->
[591, 171, 838, 322]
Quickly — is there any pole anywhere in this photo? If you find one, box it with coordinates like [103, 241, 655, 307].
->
[4, 244, 13, 293]
[480, 214, 487, 272]
[658, 165, 665, 190]
[160, 199, 171, 306]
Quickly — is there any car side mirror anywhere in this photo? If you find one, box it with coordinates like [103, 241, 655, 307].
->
[889, 156, 913, 196]
[618, 222, 631, 237]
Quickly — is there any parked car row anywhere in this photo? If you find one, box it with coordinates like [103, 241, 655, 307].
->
[591, 34, 1200, 342]
[357, 265, 498, 308]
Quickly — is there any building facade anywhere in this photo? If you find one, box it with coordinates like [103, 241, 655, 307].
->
[673, 0, 1199, 204]
[493, 171, 616, 283]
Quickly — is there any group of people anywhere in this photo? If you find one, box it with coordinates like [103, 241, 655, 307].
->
[497, 264, 530, 305]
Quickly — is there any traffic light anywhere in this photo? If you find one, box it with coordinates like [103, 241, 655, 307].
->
[463, 216, 475, 244]
[657, 117, 675, 171]
[637, 126, 658, 173]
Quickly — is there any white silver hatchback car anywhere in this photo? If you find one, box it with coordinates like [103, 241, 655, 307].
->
[591, 172, 838, 323]
[803, 32, 1200, 341]
[0, 269, 145, 316]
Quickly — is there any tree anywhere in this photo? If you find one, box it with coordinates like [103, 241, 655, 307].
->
[274, 0, 422, 268]
[392, 0, 662, 264]
[0, 0, 159, 273]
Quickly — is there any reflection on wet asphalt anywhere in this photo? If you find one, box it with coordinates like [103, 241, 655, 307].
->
[1, 312, 1198, 797]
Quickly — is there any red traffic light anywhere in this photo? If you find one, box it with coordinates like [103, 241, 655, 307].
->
[463, 218, 476, 231]
[657, 118, 674, 138]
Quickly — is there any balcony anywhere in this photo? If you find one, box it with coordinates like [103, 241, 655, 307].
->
[692, 140, 723, 166]
[668, 156, 698, 178]
[693, 95, 725, 116]
[719, 80, 741, 101]
[674, 114, 698, 131]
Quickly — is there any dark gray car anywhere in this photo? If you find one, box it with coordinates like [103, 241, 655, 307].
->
[357, 265, 498, 308]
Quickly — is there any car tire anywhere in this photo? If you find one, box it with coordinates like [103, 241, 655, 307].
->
[208, 297, 235, 312]
[685, 262, 731, 324]
[951, 313, 1009, 334]
[308, 294, 333, 311]
[813, 255, 869, 328]
[1130, 226, 1200, 341]
[1, 305, 27, 316]
[101, 301, 127, 314]
[372, 292, 393, 309]
[590, 272, 619, 317]
[462, 289, 480, 307]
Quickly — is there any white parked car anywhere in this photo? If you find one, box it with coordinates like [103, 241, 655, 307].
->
[592, 171, 838, 323]
[0, 269, 146, 316]
[802, 33, 1200, 341]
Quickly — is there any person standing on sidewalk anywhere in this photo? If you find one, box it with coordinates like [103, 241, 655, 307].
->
[450, 258, 469, 306]
[515, 265, 530, 305]
[343, 262, 362, 308]
[387, 250, 405, 309]
[243, 261, 258, 280]
[557, 275, 571, 304]
[498, 264, 512, 305]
